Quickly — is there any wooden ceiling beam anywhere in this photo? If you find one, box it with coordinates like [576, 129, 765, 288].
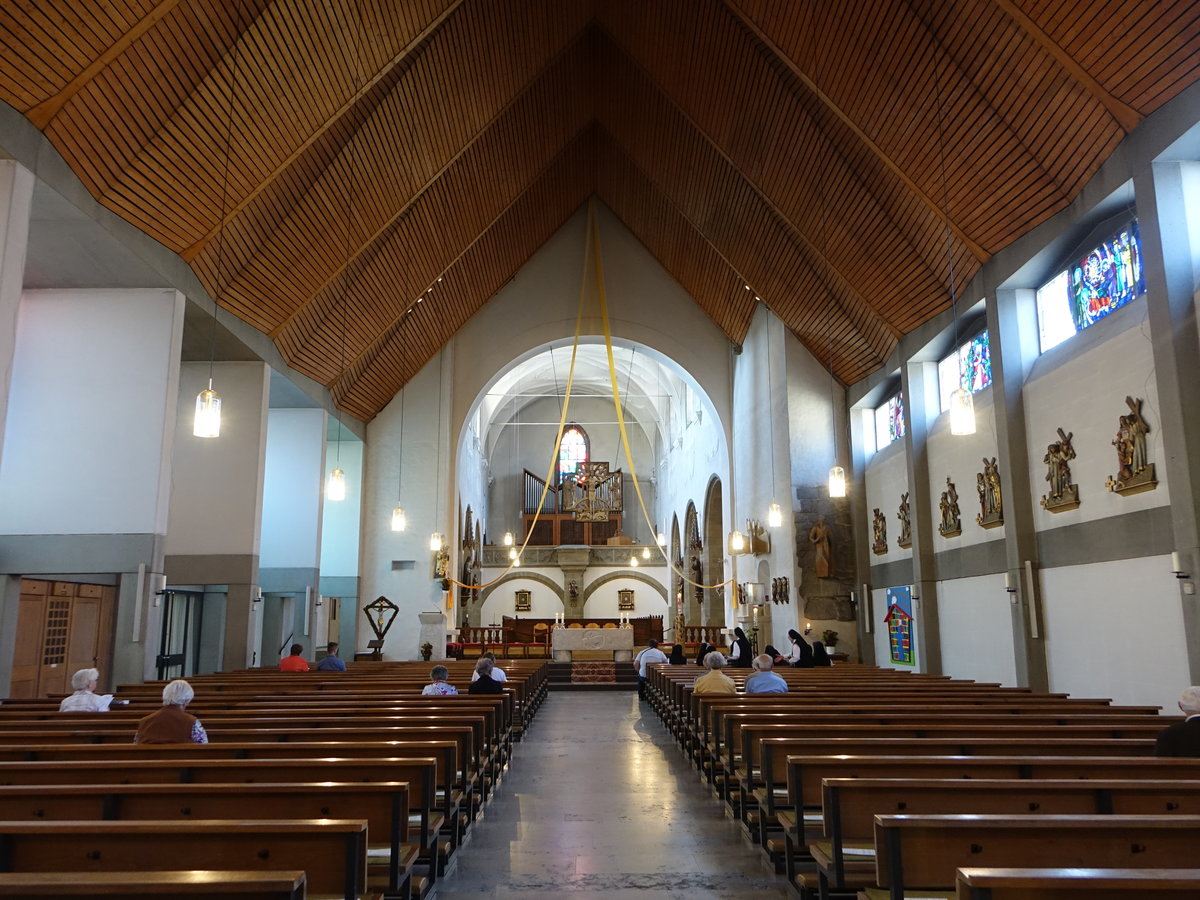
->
[182, 0, 468, 262]
[992, 0, 1141, 133]
[25, 0, 185, 129]
[329, 123, 598, 393]
[267, 29, 591, 341]
[720, 0, 988, 262]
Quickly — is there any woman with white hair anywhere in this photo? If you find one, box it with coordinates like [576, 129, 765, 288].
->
[58, 668, 114, 712]
[134, 679, 207, 744]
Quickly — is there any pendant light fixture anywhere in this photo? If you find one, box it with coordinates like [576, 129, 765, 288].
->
[933, 10, 975, 436]
[194, 1, 244, 438]
[390, 392, 407, 531]
[642, 545, 651, 560]
[827, 331, 847, 498]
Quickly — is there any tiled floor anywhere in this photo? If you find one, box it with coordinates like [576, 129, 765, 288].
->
[436, 691, 793, 898]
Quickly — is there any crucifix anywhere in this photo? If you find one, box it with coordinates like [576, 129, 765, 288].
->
[561, 460, 623, 523]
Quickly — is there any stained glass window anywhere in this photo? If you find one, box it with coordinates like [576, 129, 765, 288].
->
[1036, 221, 1145, 353]
[874, 393, 905, 451]
[938, 330, 992, 412]
[558, 426, 588, 480]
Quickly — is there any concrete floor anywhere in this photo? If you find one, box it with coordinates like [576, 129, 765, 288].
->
[436, 691, 793, 898]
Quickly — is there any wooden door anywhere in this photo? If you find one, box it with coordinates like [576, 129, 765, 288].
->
[9, 579, 115, 698]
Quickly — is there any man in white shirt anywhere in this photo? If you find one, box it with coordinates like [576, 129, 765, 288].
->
[634, 639, 668, 701]
[470, 652, 508, 682]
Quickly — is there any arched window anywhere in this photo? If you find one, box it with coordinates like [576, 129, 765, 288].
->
[558, 425, 589, 480]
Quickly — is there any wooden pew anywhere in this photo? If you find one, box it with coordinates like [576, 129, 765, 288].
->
[808, 778, 1200, 898]
[0, 870, 307, 898]
[872, 814, 1200, 900]
[0, 782, 416, 899]
[955, 867, 1200, 899]
[0, 820, 375, 900]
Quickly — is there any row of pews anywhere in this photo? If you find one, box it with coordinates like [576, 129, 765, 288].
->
[0, 659, 549, 899]
[645, 662, 1200, 899]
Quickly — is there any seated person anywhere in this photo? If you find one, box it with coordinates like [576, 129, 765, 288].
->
[135, 679, 207, 744]
[58, 667, 115, 712]
[744, 654, 788, 694]
[783, 629, 814, 667]
[422, 664, 458, 695]
[468, 657, 505, 694]
[693, 651, 737, 695]
[694, 641, 713, 666]
[726, 627, 752, 667]
[811, 640, 833, 667]
[470, 651, 507, 682]
[634, 639, 669, 700]
[279, 643, 309, 671]
[316, 641, 347, 671]
[668, 644, 687, 665]
[1155, 685, 1200, 757]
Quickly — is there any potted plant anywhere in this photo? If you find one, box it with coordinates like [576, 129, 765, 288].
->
[420, 641, 433, 661]
[821, 629, 839, 649]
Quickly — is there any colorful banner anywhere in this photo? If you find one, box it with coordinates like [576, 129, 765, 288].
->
[884, 585, 915, 666]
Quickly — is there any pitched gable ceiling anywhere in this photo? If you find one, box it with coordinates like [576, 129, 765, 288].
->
[2, 0, 1197, 420]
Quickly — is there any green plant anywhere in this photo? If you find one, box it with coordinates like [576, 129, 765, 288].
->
[821, 629, 839, 648]
[420, 641, 433, 661]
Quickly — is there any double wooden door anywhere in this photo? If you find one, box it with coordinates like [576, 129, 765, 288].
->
[10, 578, 115, 698]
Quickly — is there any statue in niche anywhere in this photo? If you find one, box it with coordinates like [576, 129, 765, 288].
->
[871, 508, 888, 555]
[1107, 396, 1157, 495]
[976, 457, 1003, 528]
[808, 516, 833, 578]
[690, 554, 704, 603]
[938, 477, 961, 537]
[1041, 427, 1080, 512]
[896, 492, 912, 549]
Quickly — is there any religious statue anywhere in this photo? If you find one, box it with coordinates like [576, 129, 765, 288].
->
[567, 580, 579, 601]
[938, 477, 961, 537]
[896, 492, 912, 549]
[808, 516, 833, 578]
[1041, 427, 1080, 511]
[871, 508, 887, 555]
[690, 554, 704, 603]
[1107, 396, 1157, 495]
[434, 547, 450, 580]
[976, 456, 1003, 528]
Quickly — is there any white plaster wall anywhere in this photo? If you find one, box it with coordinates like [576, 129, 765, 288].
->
[937, 573, 1018, 686]
[260, 408, 326, 569]
[0, 161, 34, 472]
[477, 570, 563, 624]
[319, 439, 362, 576]
[1023, 303, 1168, 526]
[926, 388, 1004, 549]
[863, 441, 910, 565]
[456, 413, 489, 545]
[362, 356, 451, 660]
[583, 576, 668, 619]
[786, 325, 843, 487]
[1041, 555, 1188, 710]
[0, 288, 183, 536]
[166, 361, 269, 557]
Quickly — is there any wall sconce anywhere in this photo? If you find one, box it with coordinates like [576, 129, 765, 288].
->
[1004, 571, 1018, 593]
[728, 529, 747, 554]
[315, 595, 324, 608]
[1171, 552, 1190, 579]
[252, 588, 263, 605]
[803, 622, 812, 636]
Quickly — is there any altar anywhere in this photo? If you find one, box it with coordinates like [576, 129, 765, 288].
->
[551, 626, 635, 662]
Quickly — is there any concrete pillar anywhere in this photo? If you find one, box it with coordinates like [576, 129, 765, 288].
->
[1135, 161, 1200, 682]
[900, 359, 942, 674]
[0, 160, 33, 469]
[559, 547, 589, 619]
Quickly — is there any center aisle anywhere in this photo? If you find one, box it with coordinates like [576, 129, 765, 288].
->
[438, 691, 792, 898]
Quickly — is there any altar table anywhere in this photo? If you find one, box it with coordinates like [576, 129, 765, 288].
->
[550, 626, 635, 662]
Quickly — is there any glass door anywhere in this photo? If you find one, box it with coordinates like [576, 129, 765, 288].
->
[156, 590, 203, 680]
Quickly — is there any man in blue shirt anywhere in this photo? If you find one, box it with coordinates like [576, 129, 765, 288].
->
[744, 654, 788, 694]
[316, 641, 347, 671]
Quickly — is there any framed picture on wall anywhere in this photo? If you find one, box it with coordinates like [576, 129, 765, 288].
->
[618, 589, 634, 611]
[514, 590, 532, 612]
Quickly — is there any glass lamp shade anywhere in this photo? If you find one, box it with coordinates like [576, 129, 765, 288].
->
[828, 465, 847, 498]
[630, 554, 639, 567]
[390, 506, 407, 532]
[512, 555, 521, 568]
[729, 530, 746, 553]
[767, 502, 783, 528]
[193, 384, 221, 438]
[502, 531, 514, 547]
[642, 546, 651, 559]
[656, 531, 666, 546]
[949, 387, 977, 435]
[429, 531, 443, 552]
[326, 467, 346, 501]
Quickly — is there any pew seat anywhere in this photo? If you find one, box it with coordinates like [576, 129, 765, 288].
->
[0, 869, 307, 898]
[955, 867, 1200, 899]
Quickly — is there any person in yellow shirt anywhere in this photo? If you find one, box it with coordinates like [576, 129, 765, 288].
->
[693, 651, 737, 695]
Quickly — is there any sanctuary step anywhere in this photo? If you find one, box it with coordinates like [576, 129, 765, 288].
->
[547, 661, 637, 691]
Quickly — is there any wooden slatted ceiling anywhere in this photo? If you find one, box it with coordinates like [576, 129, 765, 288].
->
[4, 1, 1200, 418]
[335, 134, 598, 421]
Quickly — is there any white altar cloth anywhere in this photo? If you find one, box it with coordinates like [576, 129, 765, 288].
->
[550, 626, 635, 662]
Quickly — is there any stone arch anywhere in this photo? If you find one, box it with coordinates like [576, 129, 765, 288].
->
[581, 571, 669, 604]
[702, 475, 725, 626]
[479, 571, 563, 605]
[684, 502, 701, 624]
